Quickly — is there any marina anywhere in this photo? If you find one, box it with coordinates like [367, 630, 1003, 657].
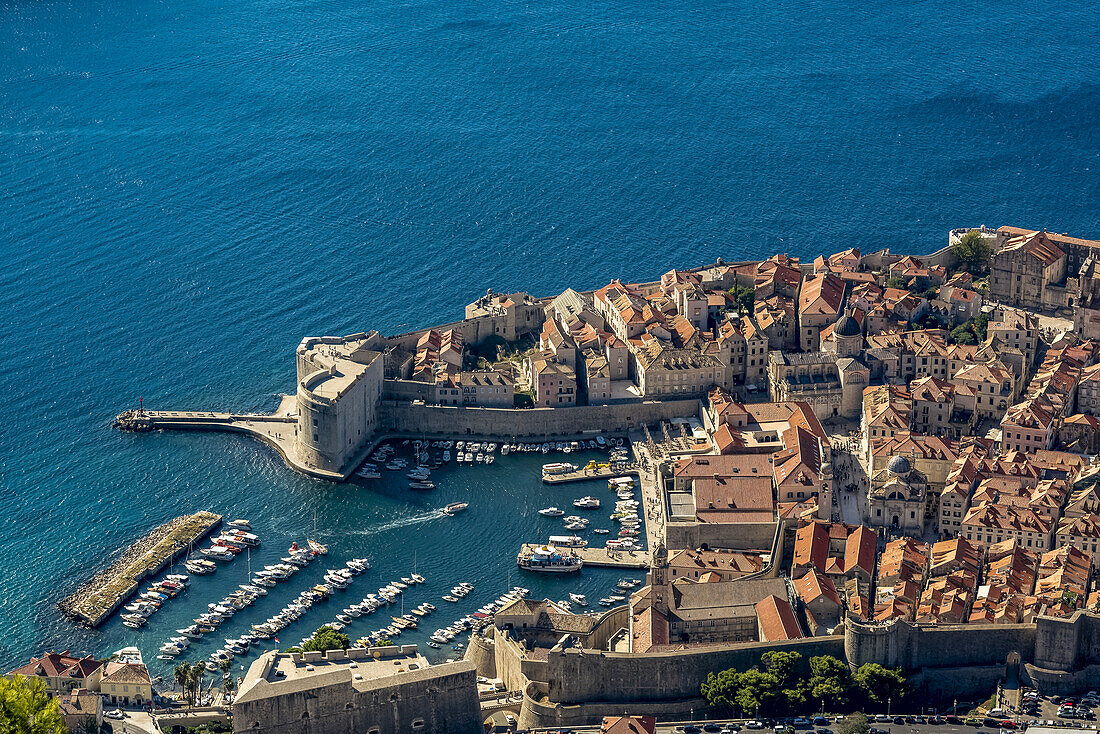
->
[59, 511, 223, 628]
[49, 439, 647, 675]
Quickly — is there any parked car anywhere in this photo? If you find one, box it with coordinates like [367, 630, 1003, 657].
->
[703, 725, 722, 733]
[105, 710, 125, 720]
[745, 722, 764, 730]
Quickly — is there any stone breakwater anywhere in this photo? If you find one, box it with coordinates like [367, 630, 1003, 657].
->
[59, 511, 222, 627]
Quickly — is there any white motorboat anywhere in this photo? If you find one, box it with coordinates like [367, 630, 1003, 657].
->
[573, 496, 600, 509]
[227, 519, 251, 530]
[538, 507, 565, 517]
[569, 593, 588, 605]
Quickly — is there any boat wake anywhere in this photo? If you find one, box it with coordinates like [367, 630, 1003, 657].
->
[346, 511, 445, 535]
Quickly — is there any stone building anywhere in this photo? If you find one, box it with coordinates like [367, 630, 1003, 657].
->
[295, 334, 385, 476]
[633, 343, 723, 398]
[798, 273, 845, 351]
[530, 357, 577, 407]
[465, 290, 544, 341]
[768, 352, 867, 420]
[868, 455, 929, 534]
[233, 647, 479, 734]
[989, 230, 1068, 311]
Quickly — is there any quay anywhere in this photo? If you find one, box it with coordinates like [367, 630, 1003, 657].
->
[519, 543, 650, 569]
[59, 510, 222, 627]
[542, 466, 639, 485]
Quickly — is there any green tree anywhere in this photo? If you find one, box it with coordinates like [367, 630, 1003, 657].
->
[374, 638, 395, 647]
[973, 312, 989, 341]
[835, 712, 869, 734]
[0, 676, 67, 734]
[952, 230, 991, 274]
[761, 650, 801, 687]
[302, 625, 351, 652]
[735, 668, 781, 716]
[174, 663, 192, 704]
[728, 285, 755, 315]
[949, 325, 976, 345]
[702, 669, 741, 714]
[187, 662, 207, 707]
[885, 276, 907, 290]
[809, 655, 854, 710]
[853, 663, 906, 709]
[75, 716, 101, 734]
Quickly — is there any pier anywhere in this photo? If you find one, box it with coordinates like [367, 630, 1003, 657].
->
[519, 544, 650, 569]
[60, 511, 222, 627]
[541, 466, 639, 485]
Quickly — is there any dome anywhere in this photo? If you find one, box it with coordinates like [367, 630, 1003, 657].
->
[835, 314, 862, 338]
[887, 455, 911, 475]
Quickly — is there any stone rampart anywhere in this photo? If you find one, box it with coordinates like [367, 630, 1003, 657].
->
[380, 400, 702, 438]
[547, 637, 845, 704]
[1034, 610, 1100, 671]
[464, 631, 497, 679]
[844, 617, 1036, 673]
[519, 681, 708, 730]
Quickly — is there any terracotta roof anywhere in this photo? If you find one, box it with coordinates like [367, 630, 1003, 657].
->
[603, 716, 658, 734]
[755, 594, 803, 641]
[794, 569, 842, 608]
[7, 652, 102, 679]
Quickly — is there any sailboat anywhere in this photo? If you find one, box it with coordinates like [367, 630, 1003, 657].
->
[307, 509, 328, 555]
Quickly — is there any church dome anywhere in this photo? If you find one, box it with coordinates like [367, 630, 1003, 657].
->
[835, 314, 862, 338]
[887, 454, 911, 475]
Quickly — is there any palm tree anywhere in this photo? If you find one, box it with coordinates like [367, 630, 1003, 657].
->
[188, 662, 207, 706]
[217, 659, 233, 696]
[173, 663, 192, 704]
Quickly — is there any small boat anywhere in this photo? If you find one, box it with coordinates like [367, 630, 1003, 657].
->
[227, 519, 251, 530]
[564, 521, 587, 530]
[592, 528, 610, 534]
[573, 496, 601, 509]
[411, 574, 426, 584]
[569, 593, 588, 606]
[542, 462, 576, 475]
[409, 481, 436, 490]
[442, 502, 468, 516]
[308, 539, 328, 555]
[442, 595, 459, 602]
[538, 507, 565, 517]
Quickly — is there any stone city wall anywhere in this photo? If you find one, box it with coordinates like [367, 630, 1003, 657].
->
[547, 636, 845, 704]
[464, 631, 497, 679]
[379, 400, 702, 438]
[519, 681, 708, 730]
[844, 617, 1036, 673]
[1034, 610, 1100, 672]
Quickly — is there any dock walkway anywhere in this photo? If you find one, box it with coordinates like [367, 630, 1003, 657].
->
[519, 543, 650, 569]
[60, 511, 222, 627]
[542, 466, 639, 485]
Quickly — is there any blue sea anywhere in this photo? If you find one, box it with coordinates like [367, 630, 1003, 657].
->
[0, 0, 1098, 676]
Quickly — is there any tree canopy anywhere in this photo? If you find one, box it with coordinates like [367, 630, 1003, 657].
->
[728, 285, 755, 315]
[0, 677, 67, 734]
[853, 663, 907, 707]
[301, 625, 350, 653]
[952, 230, 992, 274]
[701, 655, 907, 716]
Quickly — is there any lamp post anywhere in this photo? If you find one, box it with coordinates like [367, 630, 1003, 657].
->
[888, 697, 892, 717]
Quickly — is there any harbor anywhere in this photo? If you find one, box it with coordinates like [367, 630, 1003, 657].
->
[59, 511, 223, 628]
